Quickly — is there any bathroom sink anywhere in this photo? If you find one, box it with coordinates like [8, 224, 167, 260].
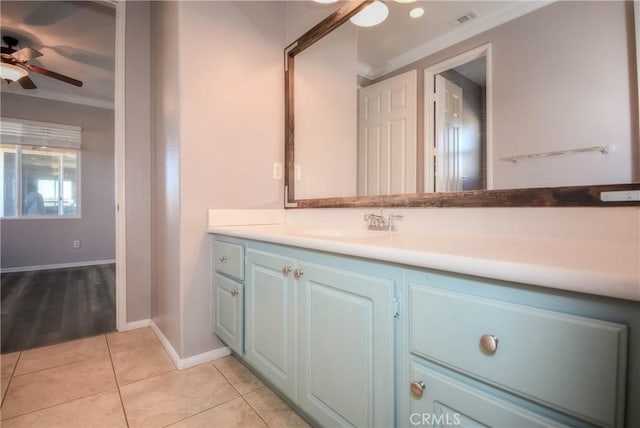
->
[300, 228, 393, 239]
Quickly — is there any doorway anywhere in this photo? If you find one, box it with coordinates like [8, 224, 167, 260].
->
[425, 44, 492, 192]
[0, 0, 126, 353]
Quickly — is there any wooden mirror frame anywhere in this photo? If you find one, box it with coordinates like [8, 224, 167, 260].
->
[284, 1, 640, 208]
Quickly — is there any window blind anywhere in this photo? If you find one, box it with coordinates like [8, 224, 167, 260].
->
[0, 117, 81, 150]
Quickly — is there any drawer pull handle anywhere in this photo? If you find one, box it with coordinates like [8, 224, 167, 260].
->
[230, 289, 239, 297]
[480, 334, 499, 354]
[410, 381, 426, 399]
[293, 269, 304, 279]
[219, 256, 228, 262]
[282, 266, 293, 276]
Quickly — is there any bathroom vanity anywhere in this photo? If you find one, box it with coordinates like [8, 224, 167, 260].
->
[209, 224, 639, 427]
[208, 0, 640, 425]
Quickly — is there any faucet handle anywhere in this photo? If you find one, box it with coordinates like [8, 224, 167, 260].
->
[364, 213, 385, 230]
[388, 214, 403, 231]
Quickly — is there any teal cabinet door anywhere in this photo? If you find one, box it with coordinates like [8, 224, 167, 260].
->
[409, 362, 566, 427]
[296, 262, 395, 427]
[213, 273, 243, 355]
[245, 249, 297, 399]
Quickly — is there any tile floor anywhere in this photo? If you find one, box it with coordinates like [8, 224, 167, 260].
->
[0, 327, 310, 428]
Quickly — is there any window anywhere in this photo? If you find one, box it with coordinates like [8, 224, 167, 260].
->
[0, 118, 81, 218]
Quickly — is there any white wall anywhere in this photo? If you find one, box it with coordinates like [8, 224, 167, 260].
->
[150, 1, 286, 358]
[294, 23, 358, 199]
[1, 93, 115, 269]
[178, 0, 285, 357]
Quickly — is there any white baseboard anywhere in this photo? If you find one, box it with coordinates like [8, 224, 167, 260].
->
[124, 319, 151, 330]
[179, 347, 231, 370]
[1, 259, 116, 273]
[149, 319, 230, 370]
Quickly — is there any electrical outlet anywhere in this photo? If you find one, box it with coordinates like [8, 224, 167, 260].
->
[273, 162, 283, 180]
[73, 240, 81, 249]
[295, 165, 301, 181]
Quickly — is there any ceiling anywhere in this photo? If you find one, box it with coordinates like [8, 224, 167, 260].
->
[0, 1, 115, 105]
[355, 0, 551, 78]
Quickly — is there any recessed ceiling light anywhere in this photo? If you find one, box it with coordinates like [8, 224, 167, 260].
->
[313, 0, 339, 3]
[395, 0, 418, 3]
[409, 7, 425, 18]
[350, 1, 389, 27]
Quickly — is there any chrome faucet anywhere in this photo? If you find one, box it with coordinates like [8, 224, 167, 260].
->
[364, 212, 403, 231]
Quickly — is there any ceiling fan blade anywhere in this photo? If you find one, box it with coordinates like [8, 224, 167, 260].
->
[26, 64, 83, 87]
[17, 75, 37, 89]
[12, 47, 42, 62]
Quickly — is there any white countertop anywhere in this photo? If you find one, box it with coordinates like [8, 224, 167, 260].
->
[208, 223, 640, 302]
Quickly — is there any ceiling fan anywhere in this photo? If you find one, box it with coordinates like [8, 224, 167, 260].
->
[0, 36, 83, 89]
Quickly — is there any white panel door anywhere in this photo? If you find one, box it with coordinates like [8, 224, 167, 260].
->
[358, 69, 417, 196]
[435, 75, 463, 192]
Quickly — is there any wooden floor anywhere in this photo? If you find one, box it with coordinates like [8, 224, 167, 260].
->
[1, 264, 116, 354]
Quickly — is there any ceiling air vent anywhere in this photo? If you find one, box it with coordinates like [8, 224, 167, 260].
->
[449, 10, 478, 27]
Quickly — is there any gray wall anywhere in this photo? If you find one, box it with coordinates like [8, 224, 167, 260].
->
[1, 93, 115, 269]
[150, 0, 182, 354]
[178, 0, 285, 358]
[150, 1, 286, 358]
[125, 1, 151, 324]
[373, 0, 637, 189]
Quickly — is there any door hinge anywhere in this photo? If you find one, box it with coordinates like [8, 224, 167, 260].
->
[393, 297, 400, 319]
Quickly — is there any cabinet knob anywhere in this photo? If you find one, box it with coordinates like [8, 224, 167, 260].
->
[480, 334, 499, 354]
[293, 269, 304, 279]
[410, 381, 426, 399]
[219, 256, 228, 262]
[231, 289, 239, 297]
[282, 266, 293, 276]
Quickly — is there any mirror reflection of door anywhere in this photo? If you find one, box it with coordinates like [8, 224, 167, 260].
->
[357, 69, 417, 196]
[435, 75, 463, 192]
[431, 55, 487, 192]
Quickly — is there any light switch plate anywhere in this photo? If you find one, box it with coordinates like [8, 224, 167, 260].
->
[272, 162, 283, 180]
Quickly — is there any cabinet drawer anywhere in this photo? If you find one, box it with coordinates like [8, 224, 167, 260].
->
[409, 285, 627, 427]
[214, 240, 244, 280]
[409, 362, 566, 427]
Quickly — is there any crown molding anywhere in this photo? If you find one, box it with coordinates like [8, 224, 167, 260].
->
[363, 1, 554, 80]
[357, 62, 373, 78]
[0, 85, 114, 110]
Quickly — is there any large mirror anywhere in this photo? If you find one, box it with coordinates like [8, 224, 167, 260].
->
[285, 0, 640, 207]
